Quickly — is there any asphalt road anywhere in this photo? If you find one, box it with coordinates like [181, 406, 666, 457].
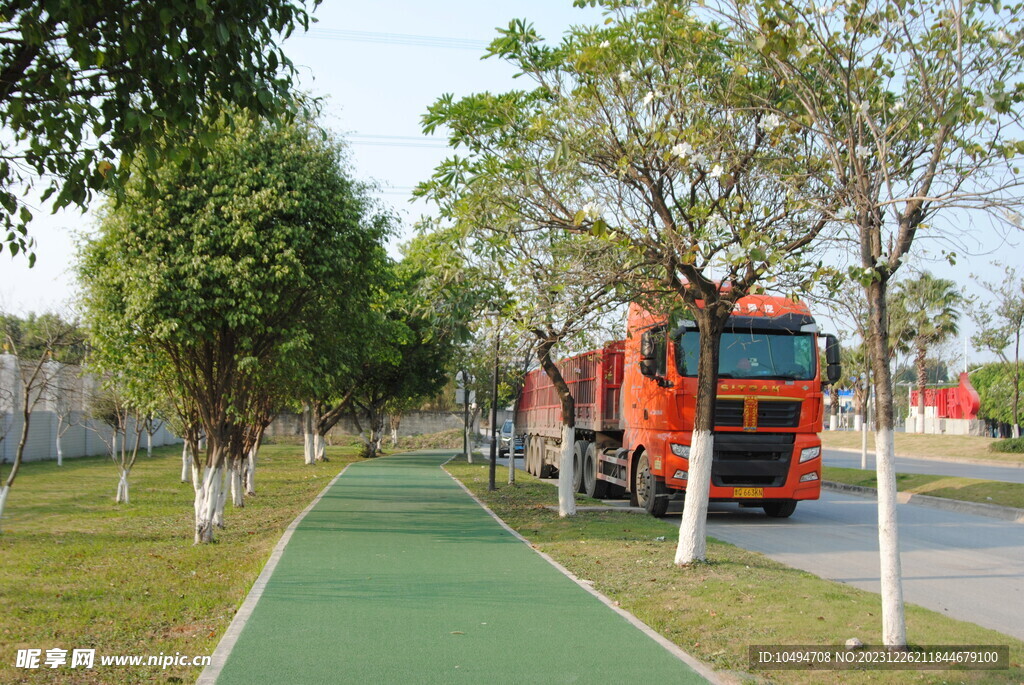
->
[487, 447, 1024, 639]
[823, 448, 1024, 484]
[676, 491, 1024, 641]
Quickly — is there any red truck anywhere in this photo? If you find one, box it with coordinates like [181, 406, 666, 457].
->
[516, 295, 841, 518]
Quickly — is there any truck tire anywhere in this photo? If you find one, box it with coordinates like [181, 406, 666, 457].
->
[763, 500, 797, 518]
[583, 443, 608, 499]
[539, 441, 555, 479]
[572, 441, 586, 493]
[634, 452, 669, 517]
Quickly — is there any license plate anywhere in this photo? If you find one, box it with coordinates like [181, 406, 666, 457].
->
[733, 487, 763, 498]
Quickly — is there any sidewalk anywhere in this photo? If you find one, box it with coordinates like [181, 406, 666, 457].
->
[200, 450, 710, 684]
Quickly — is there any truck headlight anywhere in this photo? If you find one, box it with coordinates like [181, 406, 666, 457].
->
[673, 470, 688, 480]
[799, 446, 821, 463]
[799, 472, 819, 482]
[670, 443, 690, 458]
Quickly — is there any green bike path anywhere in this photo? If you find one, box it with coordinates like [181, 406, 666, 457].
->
[204, 451, 710, 684]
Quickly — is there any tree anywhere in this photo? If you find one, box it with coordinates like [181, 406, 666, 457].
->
[971, 265, 1024, 437]
[891, 273, 961, 433]
[971, 362, 1024, 434]
[78, 109, 385, 543]
[87, 376, 145, 503]
[421, 2, 838, 547]
[0, 314, 82, 529]
[716, 0, 1024, 646]
[0, 0, 319, 262]
[345, 260, 458, 459]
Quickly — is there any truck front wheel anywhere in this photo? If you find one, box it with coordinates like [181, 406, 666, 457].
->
[634, 452, 669, 518]
[763, 500, 797, 518]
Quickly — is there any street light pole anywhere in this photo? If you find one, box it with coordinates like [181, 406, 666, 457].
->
[488, 329, 500, 491]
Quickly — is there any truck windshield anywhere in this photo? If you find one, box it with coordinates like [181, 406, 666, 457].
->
[675, 329, 816, 380]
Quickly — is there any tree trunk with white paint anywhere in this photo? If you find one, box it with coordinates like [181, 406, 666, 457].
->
[557, 424, 575, 516]
[866, 277, 907, 648]
[314, 432, 325, 462]
[194, 461, 224, 544]
[0, 485, 9, 531]
[213, 464, 229, 528]
[302, 403, 315, 465]
[147, 430, 153, 458]
[675, 429, 714, 564]
[853, 414, 863, 431]
[676, 308, 727, 566]
[230, 460, 244, 508]
[389, 413, 401, 447]
[245, 446, 257, 495]
[55, 432, 63, 467]
[534, 338, 576, 517]
[181, 443, 192, 483]
[115, 470, 129, 504]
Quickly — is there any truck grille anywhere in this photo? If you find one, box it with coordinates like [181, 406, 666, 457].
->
[711, 433, 794, 488]
[715, 399, 801, 428]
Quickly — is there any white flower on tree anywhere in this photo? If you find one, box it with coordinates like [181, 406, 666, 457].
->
[708, 163, 724, 179]
[855, 144, 871, 158]
[599, 40, 610, 48]
[671, 141, 693, 159]
[582, 202, 603, 220]
[618, 70, 632, 82]
[758, 113, 782, 132]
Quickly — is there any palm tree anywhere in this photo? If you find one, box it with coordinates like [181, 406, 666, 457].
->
[892, 273, 962, 433]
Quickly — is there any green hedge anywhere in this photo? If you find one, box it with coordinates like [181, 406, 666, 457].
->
[991, 437, 1024, 454]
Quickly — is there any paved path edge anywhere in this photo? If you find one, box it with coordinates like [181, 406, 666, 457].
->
[822, 480, 1024, 523]
[196, 462, 357, 685]
[442, 458, 733, 685]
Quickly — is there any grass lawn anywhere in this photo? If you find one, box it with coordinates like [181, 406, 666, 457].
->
[446, 457, 1023, 684]
[821, 431, 1024, 465]
[823, 467, 1024, 510]
[0, 442, 361, 684]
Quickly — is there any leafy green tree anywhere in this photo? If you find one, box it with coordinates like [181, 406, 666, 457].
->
[421, 1, 837, 554]
[891, 273, 962, 433]
[971, 363, 1024, 431]
[716, 0, 1024, 646]
[344, 259, 459, 459]
[971, 265, 1024, 437]
[78, 109, 385, 543]
[0, 0, 319, 263]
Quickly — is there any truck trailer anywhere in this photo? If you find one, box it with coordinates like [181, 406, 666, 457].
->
[516, 294, 841, 518]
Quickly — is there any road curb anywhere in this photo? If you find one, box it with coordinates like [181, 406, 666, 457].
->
[822, 481, 1024, 524]
[824, 446, 1024, 469]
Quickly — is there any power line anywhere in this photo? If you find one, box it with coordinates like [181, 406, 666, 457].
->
[307, 28, 490, 52]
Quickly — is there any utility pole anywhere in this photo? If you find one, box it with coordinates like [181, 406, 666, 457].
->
[488, 330, 499, 491]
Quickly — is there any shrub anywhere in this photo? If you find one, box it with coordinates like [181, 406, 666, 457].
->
[990, 437, 1024, 454]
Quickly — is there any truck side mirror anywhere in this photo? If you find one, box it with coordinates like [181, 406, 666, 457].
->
[639, 331, 656, 377]
[824, 334, 841, 385]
